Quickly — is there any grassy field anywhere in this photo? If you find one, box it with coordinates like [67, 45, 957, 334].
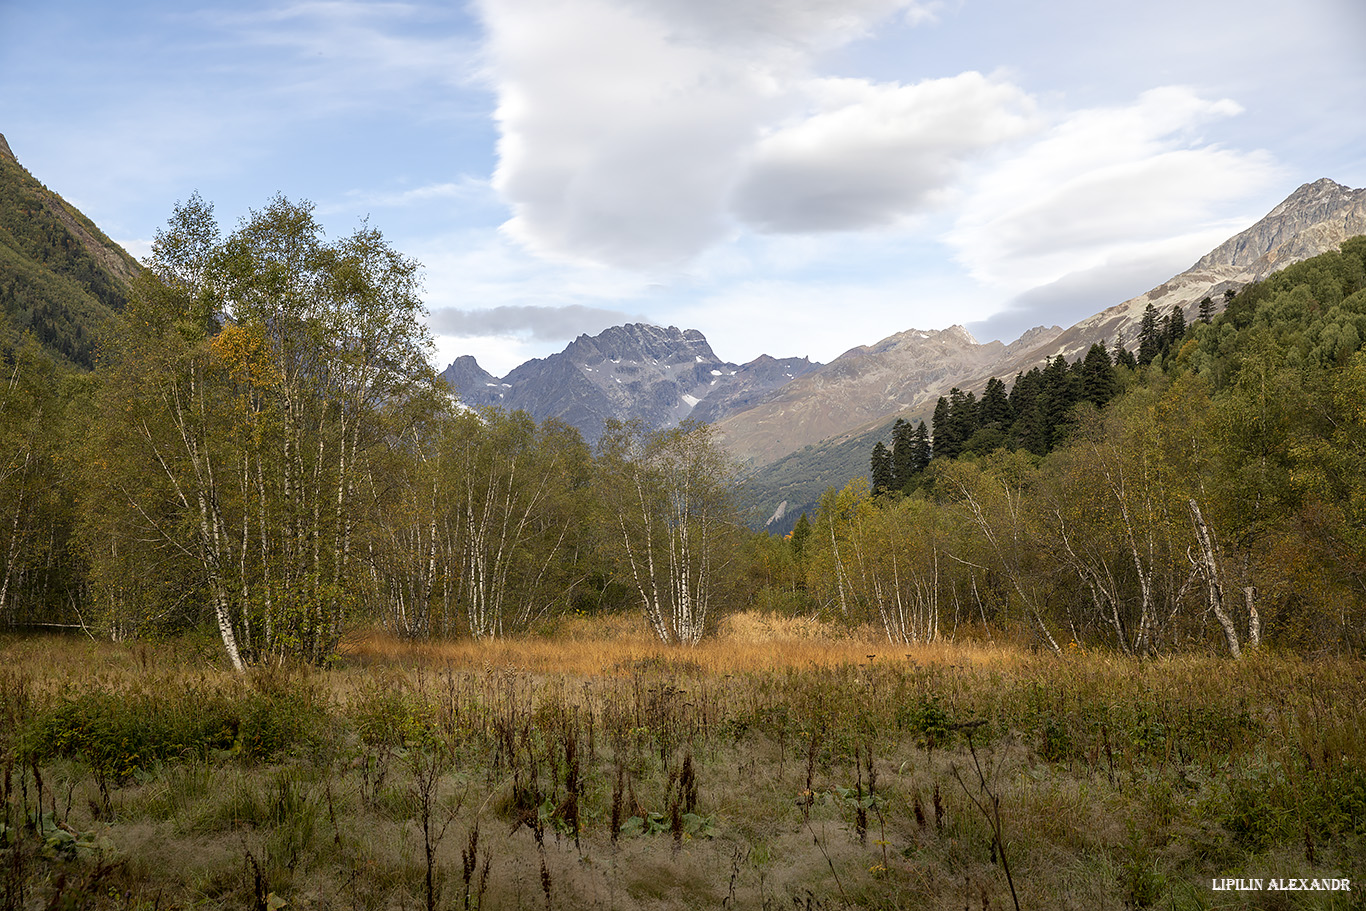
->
[1, 613, 1363, 910]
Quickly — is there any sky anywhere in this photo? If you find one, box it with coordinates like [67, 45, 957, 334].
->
[2, 0, 1364, 376]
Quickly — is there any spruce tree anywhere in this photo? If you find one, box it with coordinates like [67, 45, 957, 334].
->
[980, 376, 1013, 427]
[1040, 355, 1077, 450]
[1110, 333, 1137, 370]
[1137, 303, 1162, 365]
[1198, 296, 1214, 324]
[790, 513, 812, 560]
[931, 396, 955, 459]
[890, 418, 915, 488]
[948, 388, 979, 451]
[911, 421, 932, 473]
[871, 441, 894, 494]
[1008, 368, 1042, 449]
[1080, 342, 1118, 407]
[1167, 304, 1187, 346]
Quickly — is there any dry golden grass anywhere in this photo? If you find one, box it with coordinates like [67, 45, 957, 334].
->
[3, 618, 1364, 911]
[338, 609, 1037, 677]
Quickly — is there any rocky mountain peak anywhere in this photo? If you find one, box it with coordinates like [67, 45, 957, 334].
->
[0, 133, 15, 164]
[942, 324, 978, 346]
[1005, 179, 1366, 371]
[1005, 325, 1064, 354]
[441, 324, 817, 444]
[567, 323, 719, 365]
[1269, 178, 1358, 215]
[1195, 179, 1366, 273]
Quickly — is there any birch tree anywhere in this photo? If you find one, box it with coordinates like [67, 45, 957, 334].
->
[596, 420, 739, 645]
[938, 452, 1063, 654]
[805, 481, 945, 643]
[85, 194, 439, 667]
[0, 334, 81, 628]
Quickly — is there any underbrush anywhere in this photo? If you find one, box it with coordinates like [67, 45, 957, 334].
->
[1, 618, 1362, 910]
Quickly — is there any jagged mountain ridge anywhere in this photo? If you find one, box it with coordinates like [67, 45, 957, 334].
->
[440, 323, 819, 443]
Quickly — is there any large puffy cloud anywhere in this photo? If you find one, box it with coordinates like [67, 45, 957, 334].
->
[733, 73, 1038, 232]
[479, 0, 777, 267]
[948, 86, 1283, 292]
[475, 0, 1004, 267]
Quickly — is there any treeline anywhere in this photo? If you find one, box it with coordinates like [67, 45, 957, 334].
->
[871, 299, 1208, 494]
[3, 192, 1365, 663]
[871, 342, 1126, 494]
[0, 196, 742, 666]
[818, 238, 1366, 655]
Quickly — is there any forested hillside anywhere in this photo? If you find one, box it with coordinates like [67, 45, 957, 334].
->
[0, 135, 139, 368]
[819, 236, 1366, 655]
[2, 187, 1364, 664]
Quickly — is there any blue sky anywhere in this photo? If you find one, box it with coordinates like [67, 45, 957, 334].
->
[3, 0, 1364, 375]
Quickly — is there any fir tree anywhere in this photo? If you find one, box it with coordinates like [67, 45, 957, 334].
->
[790, 513, 812, 561]
[1167, 304, 1187, 346]
[1008, 368, 1043, 449]
[891, 417, 916, 488]
[911, 421, 932, 474]
[948, 388, 979, 451]
[870, 440, 894, 494]
[1137, 303, 1162, 365]
[1198, 296, 1214, 324]
[931, 396, 955, 460]
[1113, 335, 1138, 370]
[1040, 354, 1078, 446]
[1080, 342, 1118, 407]
[979, 376, 1013, 427]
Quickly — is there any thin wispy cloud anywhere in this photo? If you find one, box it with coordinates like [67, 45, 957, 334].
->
[950, 86, 1283, 292]
[428, 304, 643, 341]
[322, 177, 495, 214]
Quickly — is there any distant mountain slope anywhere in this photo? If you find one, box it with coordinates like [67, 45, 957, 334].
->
[1025, 179, 1366, 368]
[714, 323, 1062, 466]
[0, 133, 140, 368]
[722, 179, 1366, 477]
[440, 323, 818, 444]
[740, 178, 1366, 530]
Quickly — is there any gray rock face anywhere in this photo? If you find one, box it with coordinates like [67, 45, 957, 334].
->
[439, 324, 819, 445]
[690, 354, 820, 424]
[1196, 179, 1366, 273]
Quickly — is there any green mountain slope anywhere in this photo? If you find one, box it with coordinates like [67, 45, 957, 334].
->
[0, 133, 140, 368]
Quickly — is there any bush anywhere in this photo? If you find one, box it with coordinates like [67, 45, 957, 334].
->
[25, 679, 326, 778]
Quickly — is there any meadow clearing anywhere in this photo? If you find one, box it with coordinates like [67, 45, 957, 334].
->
[1, 613, 1362, 910]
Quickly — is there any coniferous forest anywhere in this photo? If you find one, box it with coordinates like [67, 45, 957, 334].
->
[2, 194, 1365, 909]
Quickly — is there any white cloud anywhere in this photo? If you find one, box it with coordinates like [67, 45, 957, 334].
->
[948, 86, 1284, 292]
[733, 72, 1038, 232]
[475, 0, 977, 267]
[480, 0, 779, 267]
